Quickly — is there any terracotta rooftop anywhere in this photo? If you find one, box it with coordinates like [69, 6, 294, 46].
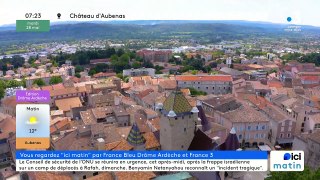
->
[143, 132, 160, 149]
[91, 107, 111, 119]
[268, 81, 283, 88]
[281, 98, 298, 108]
[80, 110, 96, 125]
[87, 172, 113, 180]
[52, 130, 93, 150]
[89, 93, 114, 104]
[245, 94, 271, 109]
[93, 72, 116, 78]
[55, 97, 82, 112]
[0, 117, 16, 140]
[103, 125, 122, 144]
[27, 172, 72, 180]
[136, 88, 154, 99]
[50, 118, 70, 134]
[222, 104, 269, 123]
[159, 80, 177, 89]
[105, 139, 134, 151]
[142, 92, 164, 106]
[262, 105, 288, 122]
[41, 83, 65, 91]
[148, 117, 160, 131]
[50, 86, 87, 97]
[114, 172, 156, 180]
[300, 76, 319, 81]
[176, 75, 232, 82]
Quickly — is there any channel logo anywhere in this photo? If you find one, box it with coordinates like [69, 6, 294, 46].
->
[270, 151, 304, 171]
[283, 152, 301, 161]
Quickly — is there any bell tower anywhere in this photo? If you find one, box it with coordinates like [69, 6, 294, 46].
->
[156, 91, 199, 150]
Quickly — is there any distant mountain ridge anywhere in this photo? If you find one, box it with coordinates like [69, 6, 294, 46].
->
[0, 20, 319, 45]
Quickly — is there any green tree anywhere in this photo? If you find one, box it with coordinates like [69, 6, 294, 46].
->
[189, 87, 207, 96]
[0, 86, 4, 99]
[33, 79, 45, 86]
[266, 166, 320, 180]
[75, 72, 81, 78]
[49, 76, 63, 85]
[89, 69, 97, 76]
[116, 48, 125, 57]
[132, 62, 141, 69]
[6, 80, 23, 88]
[75, 65, 84, 73]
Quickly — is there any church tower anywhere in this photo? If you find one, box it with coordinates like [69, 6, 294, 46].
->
[156, 91, 199, 150]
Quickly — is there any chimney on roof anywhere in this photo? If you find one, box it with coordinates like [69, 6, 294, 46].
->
[96, 138, 105, 150]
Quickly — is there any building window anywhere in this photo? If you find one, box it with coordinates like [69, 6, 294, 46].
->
[256, 125, 259, 130]
[281, 127, 284, 132]
[247, 125, 251, 131]
[181, 145, 184, 149]
[255, 134, 259, 139]
[288, 126, 292, 131]
[261, 125, 266, 130]
[213, 87, 215, 89]
[280, 133, 283, 138]
[206, 87, 208, 89]
[184, 128, 186, 132]
[83, 175, 87, 179]
[198, 82, 200, 84]
[282, 121, 285, 126]
[287, 133, 291, 138]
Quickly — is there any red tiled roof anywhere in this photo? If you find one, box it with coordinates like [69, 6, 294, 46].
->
[176, 75, 232, 82]
[136, 89, 154, 99]
[300, 76, 319, 81]
[90, 59, 110, 64]
[268, 81, 283, 88]
[93, 72, 116, 78]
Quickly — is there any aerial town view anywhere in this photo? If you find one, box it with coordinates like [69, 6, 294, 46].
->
[0, 0, 320, 180]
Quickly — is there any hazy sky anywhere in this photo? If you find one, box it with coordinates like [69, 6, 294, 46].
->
[1, 0, 320, 26]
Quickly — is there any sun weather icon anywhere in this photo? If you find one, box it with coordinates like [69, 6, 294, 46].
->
[284, 153, 291, 160]
[27, 116, 38, 125]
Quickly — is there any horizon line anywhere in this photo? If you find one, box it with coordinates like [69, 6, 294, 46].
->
[1, 19, 319, 28]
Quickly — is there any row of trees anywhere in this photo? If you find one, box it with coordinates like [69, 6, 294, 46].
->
[32, 76, 63, 87]
[281, 52, 320, 66]
[0, 55, 25, 71]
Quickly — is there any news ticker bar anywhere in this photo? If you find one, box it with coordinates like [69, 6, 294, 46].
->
[16, 151, 305, 172]
[16, 150, 267, 159]
[16, 151, 267, 172]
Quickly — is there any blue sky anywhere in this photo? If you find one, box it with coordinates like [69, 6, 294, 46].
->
[1, 0, 319, 26]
